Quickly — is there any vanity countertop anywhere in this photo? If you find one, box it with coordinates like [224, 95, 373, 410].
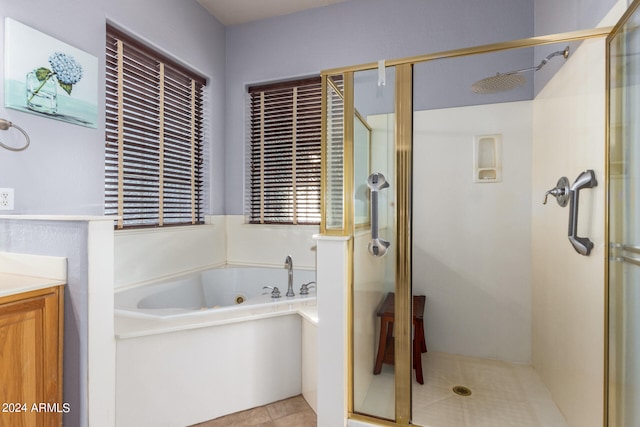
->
[0, 252, 67, 298]
[0, 273, 65, 298]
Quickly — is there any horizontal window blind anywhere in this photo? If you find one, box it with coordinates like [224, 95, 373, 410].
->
[325, 75, 345, 230]
[248, 77, 322, 224]
[105, 25, 206, 228]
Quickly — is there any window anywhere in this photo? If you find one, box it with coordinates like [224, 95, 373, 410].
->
[105, 25, 206, 229]
[248, 77, 322, 225]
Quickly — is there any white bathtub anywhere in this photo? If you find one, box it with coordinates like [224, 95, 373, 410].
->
[115, 265, 316, 319]
[114, 265, 317, 426]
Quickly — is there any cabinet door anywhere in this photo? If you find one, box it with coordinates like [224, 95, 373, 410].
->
[0, 289, 62, 427]
[0, 297, 44, 426]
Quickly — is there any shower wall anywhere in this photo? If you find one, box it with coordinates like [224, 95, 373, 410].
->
[530, 3, 627, 424]
[412, 101, 533, 364]
[531, 37, 606, 427]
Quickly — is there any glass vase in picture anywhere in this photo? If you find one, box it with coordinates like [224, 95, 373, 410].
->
[26, 70, 58, 114]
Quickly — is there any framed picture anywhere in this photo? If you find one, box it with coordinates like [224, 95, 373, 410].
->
[4, 18, 98, 128]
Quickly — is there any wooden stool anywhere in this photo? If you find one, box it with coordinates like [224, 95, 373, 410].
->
[373, 292, 427, 384]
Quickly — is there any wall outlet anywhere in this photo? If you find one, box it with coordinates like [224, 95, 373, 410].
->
[0, 188, 14, 210]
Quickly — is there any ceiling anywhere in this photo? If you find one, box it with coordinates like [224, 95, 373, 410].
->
[197, 0, 349, 26]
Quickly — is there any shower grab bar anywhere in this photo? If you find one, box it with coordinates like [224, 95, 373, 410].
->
[568, 170, 597, 256]
[610, 244, 640, 267]
[620, 256, 640, 268]
[367, 172, 390, 257]
[622, 244, 640, 255]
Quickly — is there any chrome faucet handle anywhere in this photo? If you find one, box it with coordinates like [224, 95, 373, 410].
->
[262, 286, 281, 298]
[543, 176, 570, 207]
[299, 281, 317, 295]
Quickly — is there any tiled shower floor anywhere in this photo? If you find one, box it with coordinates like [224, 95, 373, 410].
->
[360, 351, 569, 426]
[413, 352, 569, 426]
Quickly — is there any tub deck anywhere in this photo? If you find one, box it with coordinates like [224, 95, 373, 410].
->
[115, 298, 317, 339]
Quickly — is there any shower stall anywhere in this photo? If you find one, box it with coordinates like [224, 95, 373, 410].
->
[316, 2, 638, 424]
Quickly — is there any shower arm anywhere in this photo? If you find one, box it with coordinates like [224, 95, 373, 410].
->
[497, 47, 570, 76]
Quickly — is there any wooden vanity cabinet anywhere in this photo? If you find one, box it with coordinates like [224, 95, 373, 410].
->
[0, 285, 64, 427]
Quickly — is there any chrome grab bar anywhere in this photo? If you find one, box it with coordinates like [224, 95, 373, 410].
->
[543, 170, 597, 256]
[611, 243, 640, 267]
[621, 256, 640, 268]
[622, 244, 640, 255]
[568, 170, 597, 256]
[367, 172, 390, 257]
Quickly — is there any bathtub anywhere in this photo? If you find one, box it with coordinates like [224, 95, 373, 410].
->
[115, 265, 316, 319]
[114, 265, 317, 426]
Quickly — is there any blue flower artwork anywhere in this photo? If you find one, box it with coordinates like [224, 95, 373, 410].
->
[4, 18, 98, 128]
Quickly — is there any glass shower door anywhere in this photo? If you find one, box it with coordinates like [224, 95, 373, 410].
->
[323, 64, 412, 424]
[352, 66, 398, 421]
[607, 2, 640, 425]
[349, 63, 413, 424]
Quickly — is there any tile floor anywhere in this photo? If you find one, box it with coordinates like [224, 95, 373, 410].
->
[191, 395, 316, 427]
[194, 352, 567, 427]
[413, 352, 569, 427]
[360, 351, 569, 427]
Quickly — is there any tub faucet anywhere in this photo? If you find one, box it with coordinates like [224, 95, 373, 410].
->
[262, 286, 281, 299]
[300, 281, 316, 295]
[284, 255, 295, 297]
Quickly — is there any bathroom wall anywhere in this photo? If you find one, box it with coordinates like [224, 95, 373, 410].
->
[113, 216, 227, 289]
[224, 0, 619, 216]
[225, 216, 318, 270]
[0, 2, 225, 426]
[114, 215, 318, 290]
[412, 101, 533, 364]
[531, 37, 606, 427]
[224, 0, 535, 215]
[0, 0, 226, 215]
[530, 4, 625, 426]
[0, 0, 615, 218]
[534, 0, 618, 36]
[0, 217, 115, 426]
[532, 0, 618, 95]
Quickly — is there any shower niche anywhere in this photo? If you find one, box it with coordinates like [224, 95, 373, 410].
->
[473, 133, 502, 182]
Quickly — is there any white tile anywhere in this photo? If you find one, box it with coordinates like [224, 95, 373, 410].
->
[410, 353, 568, 427]
[415, 394, 466, 427]
[359, 352, 568, 426]
[462, 394, 539, 427]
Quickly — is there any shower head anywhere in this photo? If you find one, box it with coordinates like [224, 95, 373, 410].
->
[471, 46, 570, 94]
[471, 72, 527, 94]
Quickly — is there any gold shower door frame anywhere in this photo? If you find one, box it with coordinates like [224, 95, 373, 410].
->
[605, 0, 640, 425]
[320, 25, 613, 427]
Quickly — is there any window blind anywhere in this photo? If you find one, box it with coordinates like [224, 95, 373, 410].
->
[325, 75, 345, 230]
[105, 26, 206, 228]
[248, 77, 322, 224]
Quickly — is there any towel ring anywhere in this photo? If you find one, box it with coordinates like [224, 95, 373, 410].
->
[0, 119, 30, 152]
